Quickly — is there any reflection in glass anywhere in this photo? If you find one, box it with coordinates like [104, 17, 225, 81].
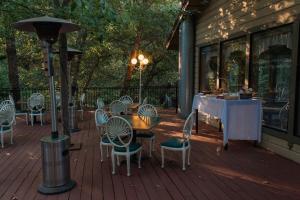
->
[251, 25, 292, 131]
[200, 45, 218, 92]
[221, 37, 246, 93]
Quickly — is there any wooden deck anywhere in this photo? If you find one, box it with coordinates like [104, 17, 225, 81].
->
[0, 109, 300, 200]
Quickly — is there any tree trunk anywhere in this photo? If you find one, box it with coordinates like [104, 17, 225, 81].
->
[121, 32, 141, 95]
[5, 35, 20, 104]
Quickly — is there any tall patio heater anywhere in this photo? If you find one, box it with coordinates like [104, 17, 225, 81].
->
[14, 16, 80, 194]
[54, 47, 82, 133]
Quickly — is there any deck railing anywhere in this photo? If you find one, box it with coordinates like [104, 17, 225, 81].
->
[0, 86, 178, 111]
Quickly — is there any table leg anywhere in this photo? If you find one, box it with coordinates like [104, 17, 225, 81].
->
[196, 109, 199, 134]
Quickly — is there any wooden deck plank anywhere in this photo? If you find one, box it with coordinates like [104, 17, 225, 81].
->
[0, 109, 299, 200]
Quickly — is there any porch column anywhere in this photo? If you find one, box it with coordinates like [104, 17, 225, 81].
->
[178, 14, 194, 118]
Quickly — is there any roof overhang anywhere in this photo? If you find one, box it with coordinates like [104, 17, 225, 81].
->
[166, 0, 210, 50]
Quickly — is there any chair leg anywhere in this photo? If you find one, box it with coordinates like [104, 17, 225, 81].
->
[188, 147, 191, 166]
[138, 150, 142, 168]
[26, 114, 28, 125]
[81, 111, 83, 120]
[106, 145, 109, 158]
[152, 137, 155, 152]
[126, 154, 131, 176]
[182, 149, 186, 171]
[1, 134, 4, 148]
[100, 143, 103, 162]
[111, 151, 115, 175]
[161, 147, 164, 168]
[31, 115, 33, 126]
[40, 114, 43, 126]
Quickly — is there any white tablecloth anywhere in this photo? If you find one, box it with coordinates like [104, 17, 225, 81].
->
[192, 94, 262, 146]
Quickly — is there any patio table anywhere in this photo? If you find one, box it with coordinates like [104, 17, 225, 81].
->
[192, 94, 262, 149]
[121, 114, 160, 143]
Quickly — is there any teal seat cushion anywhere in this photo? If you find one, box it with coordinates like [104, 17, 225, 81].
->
[136, 132, 154, 138]
[160, 138, 188, 148]
[115, 143, 141, 152]
[101, 135, 111, 144]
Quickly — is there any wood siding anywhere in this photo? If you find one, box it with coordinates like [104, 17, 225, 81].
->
[194, 0, 300, 94]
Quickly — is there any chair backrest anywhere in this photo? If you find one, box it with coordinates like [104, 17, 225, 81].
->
[119, 95, 133, 105]
[8, 95, 15, 105]
[28, 93, 44, 111]
[96, 98, 105, 109]
[182, 112, 194, 141]
[0, 104, 15, 126]
[110, 100, 126, 116]
[106, 116, 133, 148]
[142, 97, 148, 105]
[80, 93, 85, 107]
[56, 92, 61, 108]
[95, 109, 109, 127]
[0, 100, 14, 110]
[137, 104, 158, 118]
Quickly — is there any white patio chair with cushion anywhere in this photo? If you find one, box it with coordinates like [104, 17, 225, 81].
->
[106, 116, 142, 176]
[28, 93, 45, 126]
[136, 104, 158, 157]
[109, 100, 126, 116]
[96, 98, 105, 110]
[161, 111, 194, 171]
[119, 95, 133, 114]
[77, 93, 85, 120]
[0, 104, 15, 148]
[95, 108, 111, 162]
[8, 95, 28, 125]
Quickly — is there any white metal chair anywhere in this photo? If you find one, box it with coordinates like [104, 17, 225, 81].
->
[28, 93, 45, 126]
[109, 100, 126, 116]
[0, 104, 15, 148]
[95, 109, 111, 162]
[77, 93, 85, 120]
[136, 104, 158, 157]
[106, 116, 142, 176]
[142, 97, 148, 105]
[161, 111, 194, 171]
[119, 95, 133, 114]
[96, 98, 105, 110]
[8, 95, 28, 125]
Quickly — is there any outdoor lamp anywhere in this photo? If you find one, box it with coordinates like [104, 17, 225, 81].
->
[13, 16, 80, 195]
[130, 52, 149, 104]
[138, 54, 145, 61]
[131, 58, 138, 65]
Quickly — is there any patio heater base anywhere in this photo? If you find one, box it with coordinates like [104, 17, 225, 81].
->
[38, 180, 76, 194]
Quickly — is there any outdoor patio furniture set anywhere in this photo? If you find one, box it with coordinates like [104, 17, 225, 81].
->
[95, 95, 195, 176]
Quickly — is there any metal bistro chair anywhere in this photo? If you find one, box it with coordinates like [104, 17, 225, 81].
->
[106, 116, 142, 176]
[96, 97, 105, 110]
[77, 93, 85, 120]
[0, 104, 15, 148]
[142, 97, 148, 105]
[95, 109, 111, 162]
[9, 95, 28, 125]
[136, 104, 158, 157]
[119, 95, 133, 114]
[28, 93, 46, 126]
[161, 111, 194, 171]
[109, 100, 126, 116]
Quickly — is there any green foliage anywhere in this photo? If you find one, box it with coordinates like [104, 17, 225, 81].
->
[0, 0, 180, 89]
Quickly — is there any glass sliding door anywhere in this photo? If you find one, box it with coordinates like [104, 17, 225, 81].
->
[251, 25, 292, 132]
[221, 37, 247, 93]
[199, 45, 218, 92]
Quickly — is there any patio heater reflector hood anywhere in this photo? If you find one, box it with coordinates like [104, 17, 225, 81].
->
[13, 16, 80, 195]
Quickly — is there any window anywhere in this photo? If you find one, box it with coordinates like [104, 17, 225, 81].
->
[199, 45, 218, 92]
[221, 37, 247, 93]
[251, 25, 292, 132]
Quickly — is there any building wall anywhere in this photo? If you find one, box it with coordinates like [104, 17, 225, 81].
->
[194, 0, 300, 163]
